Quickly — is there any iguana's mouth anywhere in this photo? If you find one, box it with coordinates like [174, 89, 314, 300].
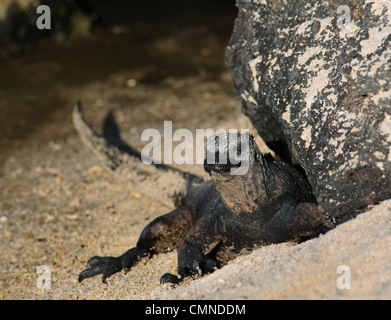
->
[203, 160, 242, 174]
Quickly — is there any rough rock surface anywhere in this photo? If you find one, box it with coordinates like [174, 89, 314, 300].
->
[226, 0, 391, 225]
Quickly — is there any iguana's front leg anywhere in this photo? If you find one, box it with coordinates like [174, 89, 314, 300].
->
[160, 212, 223, 284]
[79, 206, 196, 283]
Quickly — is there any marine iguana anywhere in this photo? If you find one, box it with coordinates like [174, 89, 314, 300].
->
[73, 102, 324, 284]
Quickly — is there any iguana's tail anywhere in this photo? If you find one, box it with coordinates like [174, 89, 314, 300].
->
[72, 102, 203, 208]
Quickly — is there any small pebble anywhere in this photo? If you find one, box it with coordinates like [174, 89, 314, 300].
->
[88, 165, 103, 175]
[126, 79, 137, 87]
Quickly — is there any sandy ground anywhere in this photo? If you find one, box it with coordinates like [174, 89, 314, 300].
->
[1, 25, 390, 300]
[2, 70, 391, 300]
[0, 60, 247, 299]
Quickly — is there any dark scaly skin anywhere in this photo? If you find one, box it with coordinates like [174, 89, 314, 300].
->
[78, 128, 324, 284]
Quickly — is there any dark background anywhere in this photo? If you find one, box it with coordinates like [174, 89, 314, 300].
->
[0, 0, 237, 164]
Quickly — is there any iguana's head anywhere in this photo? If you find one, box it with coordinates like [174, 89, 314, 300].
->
[203, 132, 253, 177]
[204, 132, 315, 215]
[203, 132, 268, 215]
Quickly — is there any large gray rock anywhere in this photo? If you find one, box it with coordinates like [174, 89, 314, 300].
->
[226, 0, 391, 225]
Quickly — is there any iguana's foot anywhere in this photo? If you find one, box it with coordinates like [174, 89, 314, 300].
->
[178, 259, 221, 277]
[78, 247, 141, 283]
[160, 259, 221, 284]
[160, 273, 182, 284]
